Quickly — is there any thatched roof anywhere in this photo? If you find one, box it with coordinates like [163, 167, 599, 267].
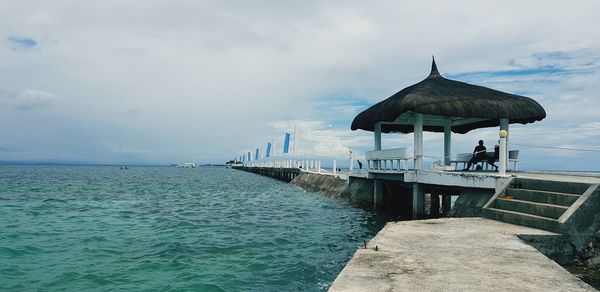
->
[351, 59, 546, 134]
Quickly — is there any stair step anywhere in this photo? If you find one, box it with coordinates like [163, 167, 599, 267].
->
[494, 198, 568, 219]
[483, 208, 560, 232]
[504, 188, 579, 207]
[512, 179, 589, 195]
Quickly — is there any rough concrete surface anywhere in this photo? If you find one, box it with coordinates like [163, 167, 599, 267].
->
[329, 218, 595, 292]
[290, 172, 347, 197]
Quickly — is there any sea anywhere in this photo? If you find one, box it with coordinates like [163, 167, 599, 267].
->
[0, 165, 389, 291]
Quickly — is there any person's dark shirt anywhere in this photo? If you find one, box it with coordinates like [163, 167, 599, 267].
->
[473, 145, 487, 158]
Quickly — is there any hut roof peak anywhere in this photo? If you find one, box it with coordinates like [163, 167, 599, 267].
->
[428, 56, 441, 78]
[350, 57, 546, 134]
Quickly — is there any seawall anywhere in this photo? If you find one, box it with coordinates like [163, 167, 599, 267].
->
[289, 172, 374, 207]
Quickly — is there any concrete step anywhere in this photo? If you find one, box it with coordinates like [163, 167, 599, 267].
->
[512, 178, 589, 195]
[493, 198, 568, 219]
[482, 208, 560, 233]
[504, 188, 579, 207]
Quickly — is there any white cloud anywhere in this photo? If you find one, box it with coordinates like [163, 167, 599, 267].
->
[10, 89, 60, 110]
[0, 1, 599, 168]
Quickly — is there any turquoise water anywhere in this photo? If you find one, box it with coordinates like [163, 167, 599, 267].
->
[0, 165, 388, 291]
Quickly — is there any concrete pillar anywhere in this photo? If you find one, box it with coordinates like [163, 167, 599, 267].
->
[430, 193, 440, 217]
[499, 130, 508, 176]
[414, 113, 423, 170]
[317, 161, 321, 173]
[374, 123, 382, 150]
[444, 119, 452, 165]
[374, 123, 382, 169]
[500, 118, 509, 170]
[445, 194, 454, 213]
[373, 180, 383, 210]
[349, 149, 354, 170]
[412, 183, 424, 219]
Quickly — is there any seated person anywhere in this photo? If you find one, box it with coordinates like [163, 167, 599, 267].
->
[487, 142, 499, 171]
[464, 140, 487, 170]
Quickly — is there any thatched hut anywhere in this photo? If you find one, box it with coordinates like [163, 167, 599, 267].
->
[351, 58, 545, 168]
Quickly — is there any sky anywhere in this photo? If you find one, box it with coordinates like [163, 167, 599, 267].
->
[0, 0, 599, 170]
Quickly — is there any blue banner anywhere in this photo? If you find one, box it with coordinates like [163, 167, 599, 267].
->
[247, 152, 251, 161]
[283, 132, 290, 154]
[255, 148, 259, 160]
[266, 142, 272, 158]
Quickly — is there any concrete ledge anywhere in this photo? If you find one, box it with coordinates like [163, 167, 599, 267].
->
[330, 218, 594, 292]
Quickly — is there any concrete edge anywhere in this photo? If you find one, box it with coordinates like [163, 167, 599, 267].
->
[482, 177, 514, 209]
[558, 184, 599, 224]
[516, 233, 574, 265]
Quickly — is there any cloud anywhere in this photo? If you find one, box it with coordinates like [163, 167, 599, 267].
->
[0, 1, 599, 169]
[7, 37, 37, 50]
[9, 89, 60, 110]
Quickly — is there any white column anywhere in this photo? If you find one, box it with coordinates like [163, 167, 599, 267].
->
[499, 130, 508, 176]
[333, 160, 337, 174]
[349, 150, 354, 170]
[317, 161, 321, 173]
[414, 113, 423, 170]
[374, 123, 382, 150]
[374, 123, 382, 170]
[444, 119, 452, 166]
[500, 118, 509, 170]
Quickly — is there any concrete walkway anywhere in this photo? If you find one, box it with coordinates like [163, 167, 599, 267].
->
[514, 171, 600, 184]
[330, 218, 595, 292]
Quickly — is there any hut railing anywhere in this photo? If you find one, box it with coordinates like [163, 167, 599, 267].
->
[365, 147, 409, 171]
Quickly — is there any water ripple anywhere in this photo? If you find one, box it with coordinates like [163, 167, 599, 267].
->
[0, 165, 389, 291]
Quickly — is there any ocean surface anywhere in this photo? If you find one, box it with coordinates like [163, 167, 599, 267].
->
[0, 165, 389, 291]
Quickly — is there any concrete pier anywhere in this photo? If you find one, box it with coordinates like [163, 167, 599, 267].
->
[232, 165, 600, 289]
[329, 218, 595, 292]
[232, 165, 300, 182]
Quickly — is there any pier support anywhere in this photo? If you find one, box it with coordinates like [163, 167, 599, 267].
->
[441, 195, 452, 216]
[430, 193, 440, 217]
[412, 183, 424, 218]
[373, 180, 383, 210]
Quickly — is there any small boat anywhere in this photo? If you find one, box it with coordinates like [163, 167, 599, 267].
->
[176, 163, 196, 168]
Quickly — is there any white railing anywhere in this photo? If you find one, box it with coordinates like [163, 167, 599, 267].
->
[242, 159, 323, 173]
[365, 147, 409, 171]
